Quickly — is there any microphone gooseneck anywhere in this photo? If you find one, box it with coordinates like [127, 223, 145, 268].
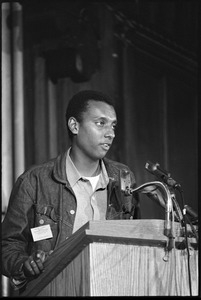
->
[145, 161, 181, 189]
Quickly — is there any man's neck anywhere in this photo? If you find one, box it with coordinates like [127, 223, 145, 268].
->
[69, 149, 101, 177]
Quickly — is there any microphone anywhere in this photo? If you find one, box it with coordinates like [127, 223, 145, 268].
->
[120, 169, 131, 195]
[184, 205, 198, 220]
[145, 161, 181, 188]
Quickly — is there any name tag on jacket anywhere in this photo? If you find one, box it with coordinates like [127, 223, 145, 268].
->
[31, 224, 53, 241]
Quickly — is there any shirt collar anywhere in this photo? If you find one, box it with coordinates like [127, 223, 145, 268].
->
[66, 148, 82, 188]
[98, 160, 109, 189]
[66, 148, 109, 189]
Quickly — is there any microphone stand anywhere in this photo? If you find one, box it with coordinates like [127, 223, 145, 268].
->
[126, 181, 175, 251]
[163, 186, 175, 252]
[176, 186, 195, 296]
[145, 161, 196, 296]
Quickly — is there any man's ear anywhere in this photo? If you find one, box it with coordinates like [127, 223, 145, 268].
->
[68, 117, 79, 135]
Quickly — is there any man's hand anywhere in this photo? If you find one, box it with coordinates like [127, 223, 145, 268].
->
[22, 250, 45, 277]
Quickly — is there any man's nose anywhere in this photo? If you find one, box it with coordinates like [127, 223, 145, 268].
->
[105, 128, 115, 139]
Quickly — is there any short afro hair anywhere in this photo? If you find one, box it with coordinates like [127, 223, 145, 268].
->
[65, 90, 115, 140]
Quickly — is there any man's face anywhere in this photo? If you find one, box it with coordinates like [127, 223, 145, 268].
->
[74, 100, 117, 161]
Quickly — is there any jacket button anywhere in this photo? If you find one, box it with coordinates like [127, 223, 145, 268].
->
[70, 210, 75, 215]
[39, 219, 44, 225]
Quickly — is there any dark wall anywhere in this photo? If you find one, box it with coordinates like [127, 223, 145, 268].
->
[23, 1, 198, 219]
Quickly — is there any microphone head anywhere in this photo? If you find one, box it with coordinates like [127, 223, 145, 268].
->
[145, 161, 160, 176]
[145, 161, 171, 177]
[184, 205, 198, 221]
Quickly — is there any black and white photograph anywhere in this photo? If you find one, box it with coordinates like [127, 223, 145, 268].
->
[1, 0, 199, 297]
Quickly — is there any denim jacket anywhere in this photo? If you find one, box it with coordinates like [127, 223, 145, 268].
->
[2, 151, 140, 282]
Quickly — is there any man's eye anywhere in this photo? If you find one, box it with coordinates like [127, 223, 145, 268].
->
[96, 121, 105, 126]
[112, 124, 117, 130]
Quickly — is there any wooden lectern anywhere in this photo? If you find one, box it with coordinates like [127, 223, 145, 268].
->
[20, 219, 198, 297]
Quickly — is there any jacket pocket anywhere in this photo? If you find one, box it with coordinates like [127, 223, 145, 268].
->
[35, 204, 58, 222]
[31, 204, 60, 253]
[34, 205, 59, 240]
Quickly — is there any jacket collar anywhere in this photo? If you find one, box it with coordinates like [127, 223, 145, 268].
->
[52, 151, 120, 187]
[52, 151, 68, 184]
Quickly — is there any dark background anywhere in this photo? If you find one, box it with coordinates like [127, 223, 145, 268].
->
[20, 0, 198, 219]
